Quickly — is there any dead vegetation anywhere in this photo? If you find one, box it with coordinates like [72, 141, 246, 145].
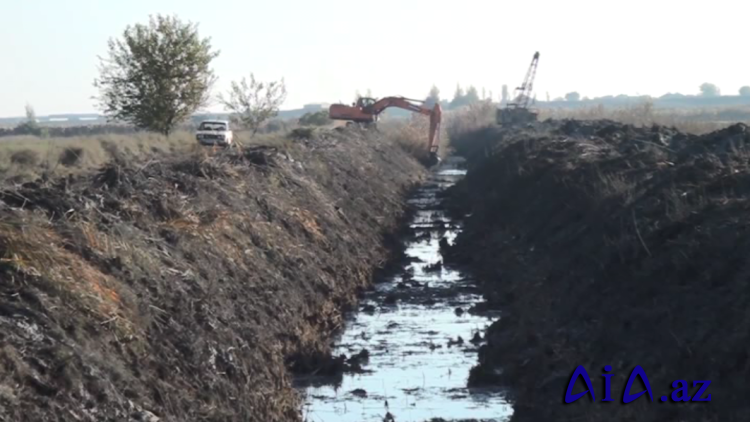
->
[538, 102, 750, 134]
[0, 127, 425, 421]
[445, 101, 496, 141]
[379, 114, 450, 162]
[0, 131, 195, 183]
[0, 130, 302, 185]
[445, 119, 750, 422]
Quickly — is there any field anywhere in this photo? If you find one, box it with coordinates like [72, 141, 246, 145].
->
[0, 116, 445, 185]
[0, 130, 306, 184]
[538, 102, 750, 134]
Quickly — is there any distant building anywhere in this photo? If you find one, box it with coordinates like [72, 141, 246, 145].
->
[301, 103, 330, 112]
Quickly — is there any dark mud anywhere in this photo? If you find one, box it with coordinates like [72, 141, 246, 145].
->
[0, 129, 425, 421]
[296, 158, 512, 422]
[445, 119, 750, 422]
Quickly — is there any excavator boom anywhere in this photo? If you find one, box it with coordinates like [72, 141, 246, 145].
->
[329, 96, 442, 163]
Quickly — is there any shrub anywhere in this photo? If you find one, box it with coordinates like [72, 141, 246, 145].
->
[14, 121, 44, 137]
[290, 127, 315, 140]
[59, 147, 85, 167]
[10, 150, 40, 167]
[261, 119, 290, 134]
[298, 110, 331, 127]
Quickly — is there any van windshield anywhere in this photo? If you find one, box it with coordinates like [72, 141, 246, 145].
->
[199, 122, 227, 131]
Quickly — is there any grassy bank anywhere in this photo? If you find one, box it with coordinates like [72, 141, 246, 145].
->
[0, 130, 307, 184]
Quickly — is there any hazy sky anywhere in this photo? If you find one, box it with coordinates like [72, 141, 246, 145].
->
[1, 0, 748, 117]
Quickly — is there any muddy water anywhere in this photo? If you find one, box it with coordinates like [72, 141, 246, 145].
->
[296, 158, 513, 422]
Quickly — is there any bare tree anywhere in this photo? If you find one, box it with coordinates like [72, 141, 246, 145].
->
[219, 73, 287, 136]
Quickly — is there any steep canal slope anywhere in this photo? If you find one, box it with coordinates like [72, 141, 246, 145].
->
[446, 120, 750, 422]
[0, 129, 424, 422]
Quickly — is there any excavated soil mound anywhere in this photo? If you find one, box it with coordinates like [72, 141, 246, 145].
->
[445, 119, 750, 422]
[0, 128, 425, 421]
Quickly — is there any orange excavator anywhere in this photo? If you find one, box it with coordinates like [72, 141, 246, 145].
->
[329, 96, 442, 165]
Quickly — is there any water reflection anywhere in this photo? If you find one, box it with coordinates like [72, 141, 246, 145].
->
[296, 160, 513, 422]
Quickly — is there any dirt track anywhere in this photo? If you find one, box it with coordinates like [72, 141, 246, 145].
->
[0, 128, 424, 421]
[445, 119, 750, 421]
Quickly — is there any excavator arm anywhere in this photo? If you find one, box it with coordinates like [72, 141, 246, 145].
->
[329, 96, 442, 162]
[368, 97, 442, 156]
[368, 97, 431, 115]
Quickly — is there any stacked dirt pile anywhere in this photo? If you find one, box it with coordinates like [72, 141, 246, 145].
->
[444, 119, 750, 421]
[0, 128, 425, 421]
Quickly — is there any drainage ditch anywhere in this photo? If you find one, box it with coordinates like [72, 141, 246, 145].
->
[295, 158, 512, 422]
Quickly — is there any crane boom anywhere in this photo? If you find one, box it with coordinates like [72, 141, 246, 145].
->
[510, 51, 540, 108]
[497, 51, 541, 126]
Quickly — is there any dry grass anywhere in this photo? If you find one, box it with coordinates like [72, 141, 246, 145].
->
[379, 114, 450, 161]
[437, 100, 750, 139]
[0, 219, 131, 335]
[445, 101, 496, 141]
[538, 102, 749, 134]
[0, 129, 297, 184]
[378, 102, 500, 161]
[0, 131, 196, 182]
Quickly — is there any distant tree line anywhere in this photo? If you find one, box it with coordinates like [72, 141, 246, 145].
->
[423, 83, 492, 110]
[553, 83, 750, 103]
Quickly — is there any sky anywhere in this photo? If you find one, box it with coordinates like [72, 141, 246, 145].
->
[1, 0, 748, 117]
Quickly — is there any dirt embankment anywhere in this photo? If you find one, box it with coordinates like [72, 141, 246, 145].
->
[444, 120, 750, 421]
[0, 128, 425, 421]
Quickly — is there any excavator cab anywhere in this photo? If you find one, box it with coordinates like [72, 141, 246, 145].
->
[357, 97, 377, 110]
